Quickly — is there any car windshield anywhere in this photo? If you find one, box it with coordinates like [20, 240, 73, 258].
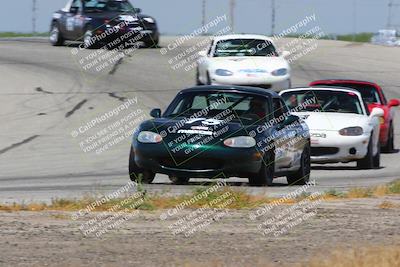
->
[164, 92, 270, 124]
[314, 83, 382, 105]
[84, 0, 135, 13]
[281, 90, 365, 115]
[214, 39, 278, 57]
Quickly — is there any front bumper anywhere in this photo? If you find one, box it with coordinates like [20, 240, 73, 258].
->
[133, 143, 263, 178]
[210, 73, 291, 91]
[94, 25, 159, 44]
[310, 130, 370, 163]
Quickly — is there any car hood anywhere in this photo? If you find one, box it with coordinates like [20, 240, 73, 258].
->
[293, 112, 369, 131]
[87, 12, 153, 21]
[209, 56, 289, 72]
[139, 117, 259, 143]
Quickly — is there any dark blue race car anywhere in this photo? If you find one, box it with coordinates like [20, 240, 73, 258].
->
[50, 0, 159, 48]
[129, 86, 311, 186]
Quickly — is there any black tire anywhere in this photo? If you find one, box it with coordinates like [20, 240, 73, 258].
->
[357, 136, 374, 169]
[206, 72, 212, 85]
[249, 149, 274, 186]
[49, 22, 64, 46]
[169, 176, 190, 185]
[129, 147, 155, 184]
[196, 68, 203, 85]
[144, 38, 159, 48]
[83, 27, 99, 49]
[382, 123, 394, 153]
[373, 141, 381, 168]
[287, 141, 311, 185]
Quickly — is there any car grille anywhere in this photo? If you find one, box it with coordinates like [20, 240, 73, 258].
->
[158, 157, 223, 170]
[311, 147, 339, 156]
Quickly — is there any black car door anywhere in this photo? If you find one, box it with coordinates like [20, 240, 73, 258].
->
[64, 0, 84, 40]
[271, 98, 294, 169]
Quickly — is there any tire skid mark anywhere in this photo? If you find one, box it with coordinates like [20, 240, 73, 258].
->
[35, 87, 53, 94]
[0, 135, 40, 155]
[108, 92, 127, 102]
[65, 99, 88, 118]
[109, 57, 124, 75]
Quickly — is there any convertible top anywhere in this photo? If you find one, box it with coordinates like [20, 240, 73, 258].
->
[280, 86, 362, 96]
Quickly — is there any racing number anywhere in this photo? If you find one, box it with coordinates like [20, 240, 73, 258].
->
[185, 118, 222, 126]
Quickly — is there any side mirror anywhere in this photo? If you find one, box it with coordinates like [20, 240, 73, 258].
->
[281, 51, 290, 58]
[370, 107, 384, 118]
[198, 50, 207, 57]
[278, 115, 299, 130]
[150, 108, 161, 118]
[388, 99, 400, 107]
[284, 114, 299, 125]
[134, 8, 142, 13]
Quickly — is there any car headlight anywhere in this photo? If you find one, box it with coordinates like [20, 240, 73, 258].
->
[339, 127, 363, 136]
[143, 17, 155, 23]
[215, 69, 233, 76]
[137, 131, 163, 143]
[224, 136, 256, 148]
[271, 68, 288, 76]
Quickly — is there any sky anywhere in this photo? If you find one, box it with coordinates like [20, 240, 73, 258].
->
[0, 0, 398, 35]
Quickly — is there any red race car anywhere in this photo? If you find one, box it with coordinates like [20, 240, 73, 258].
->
[309, 80, 399, 152]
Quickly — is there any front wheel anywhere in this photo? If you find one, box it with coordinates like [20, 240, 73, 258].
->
[373, 142, 381, 168]
[249, 149, 274, 186]
[83, 28, 99, 49]
[196, 68, 203, 85]
[144, 38, 159, 48]
[287, 142, 311, 185]
[129, 147, 155, 184]
[357, 136, 374, 169]
[206, 72, 212, 85]
[49, 23, 64, 46]
[382, 123, 394, 153]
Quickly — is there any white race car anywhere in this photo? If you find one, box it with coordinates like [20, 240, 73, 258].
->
[196, 34, 291, 91]
[279, 87, 384, 169]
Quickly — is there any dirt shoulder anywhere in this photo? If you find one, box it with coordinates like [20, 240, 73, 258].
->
[1, 196, 399, 267]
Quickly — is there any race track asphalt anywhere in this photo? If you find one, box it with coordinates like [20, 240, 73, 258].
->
[0, 36, 399, 203]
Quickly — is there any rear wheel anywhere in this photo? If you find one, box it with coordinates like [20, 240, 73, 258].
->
[129, 147, 155, 184]
[169, 176, 190, 185]
[249, 149, 274, 186]
[287, 142, 311, 185]
[382, 123, 394, 153]
[357, 136, 374, 169]
[49, 23, 64, 46]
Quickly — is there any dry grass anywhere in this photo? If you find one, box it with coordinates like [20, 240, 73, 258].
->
[378, 201, 400, 209]
[182, 245, 400, 267]
[302, 245, 400, 267]
[0, 180, 399, 212]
